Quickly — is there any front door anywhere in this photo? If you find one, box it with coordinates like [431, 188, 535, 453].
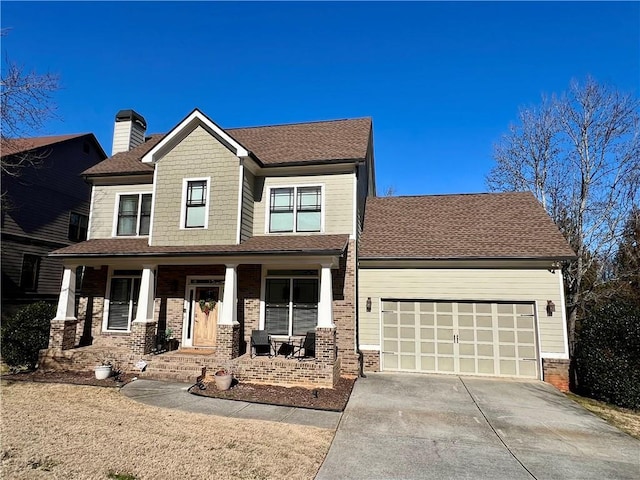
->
[193, 286, 219, 347]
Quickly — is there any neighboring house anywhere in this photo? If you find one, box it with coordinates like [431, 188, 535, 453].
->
[41, 109, 575, 391]
[1, 134, 107, 319]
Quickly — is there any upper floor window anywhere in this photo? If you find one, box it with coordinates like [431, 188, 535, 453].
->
[269, 186, 322, 233]
[116, 194, 151, 236]
[20, 254, 40, 292]
[182, 178, 209, 229]
[68, 212, 88, 242]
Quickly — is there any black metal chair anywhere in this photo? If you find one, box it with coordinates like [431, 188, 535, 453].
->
[250, 329, 273, 358]
[295, 331, 316, 360]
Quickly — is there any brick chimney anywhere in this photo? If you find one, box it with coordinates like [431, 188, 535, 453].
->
[112, 109, 147, 155]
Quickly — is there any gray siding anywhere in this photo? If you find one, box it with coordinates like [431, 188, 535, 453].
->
[358, 267, 567, 356]
[1, 135, 105, 303]
[151, 125, 240, 246]
[240, 169, 254, 242]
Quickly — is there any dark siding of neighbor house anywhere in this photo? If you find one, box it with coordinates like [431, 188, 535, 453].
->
[1, 135, 106, 316]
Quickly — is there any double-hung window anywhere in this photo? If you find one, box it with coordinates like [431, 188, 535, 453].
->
[269, 186, 321, 233]
[106, 270, 142, 331]
[20, 254, 40, 292]
[116, 194, 151, 236]
[264, 270, 318, 336]
[183, 179, 208, 228]
[68, 212, 88, 242]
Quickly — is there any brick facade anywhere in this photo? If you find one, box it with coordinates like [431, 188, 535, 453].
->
[542, 358, 570, 392]
[333, 239, 357, 374]
[216, 323, 241, 359]
[315, 327, 337, 363]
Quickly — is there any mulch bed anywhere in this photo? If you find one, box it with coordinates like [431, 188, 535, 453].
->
[190, 376, 357, 412]
[2, 370, 357, 412]
[1, 370, 135, 388]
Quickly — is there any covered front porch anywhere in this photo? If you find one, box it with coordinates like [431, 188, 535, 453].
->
[42, 235, 351, 387]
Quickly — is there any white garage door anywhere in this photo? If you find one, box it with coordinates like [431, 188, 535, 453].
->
[381, 300, 538, 378]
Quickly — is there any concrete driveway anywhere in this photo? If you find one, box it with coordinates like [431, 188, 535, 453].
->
[316, 373, 639, 480]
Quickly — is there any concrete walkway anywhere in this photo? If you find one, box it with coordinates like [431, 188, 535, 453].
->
[120, 378, 342, 429]
[317, 373, 640, 480]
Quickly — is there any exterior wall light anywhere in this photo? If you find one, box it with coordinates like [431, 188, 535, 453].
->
[546, 300, 556, 316]
[366, 297, 372, 312]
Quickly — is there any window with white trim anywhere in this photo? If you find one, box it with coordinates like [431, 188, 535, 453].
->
[264, 270, 318, 336]
[183, 179, 209, 228]
[106, 270, 141, 331]
[116, 194, 151, 236]
[269, 186, 321, 233]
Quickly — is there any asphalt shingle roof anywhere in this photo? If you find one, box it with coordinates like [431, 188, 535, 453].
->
[81, 117, 371, 176]
[2, 134, 90, 157]
[359, 192, 576, 260]
[50, 234, 350, 257]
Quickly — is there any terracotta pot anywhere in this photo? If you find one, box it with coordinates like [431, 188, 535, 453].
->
[94, 365, 112, 380]
[214, 373, 232, 391]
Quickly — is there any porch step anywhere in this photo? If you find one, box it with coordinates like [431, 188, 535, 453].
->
[139, 351, 216, 383]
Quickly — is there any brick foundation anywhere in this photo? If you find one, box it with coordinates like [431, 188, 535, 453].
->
[361, 350, 380, 372]
[229, 355, 341, 388]
[542, 358, 570, 392]
[48, 319, 78, 350]
[131, 321, 157, 356]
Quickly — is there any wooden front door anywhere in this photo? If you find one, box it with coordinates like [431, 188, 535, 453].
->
[193, 286, 219, 347]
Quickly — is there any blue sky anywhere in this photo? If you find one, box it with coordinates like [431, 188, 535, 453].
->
[2, 1, 638, 195]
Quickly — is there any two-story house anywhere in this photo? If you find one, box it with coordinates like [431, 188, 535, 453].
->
[42, 109, 575, 390]
[1, 134, 106, 319]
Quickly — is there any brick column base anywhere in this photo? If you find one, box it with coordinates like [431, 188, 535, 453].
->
[315, 327, 337, 365]
[216, 324, 240, 360]
[131, 321, 157, 356]
[48, 319, 78, 350]
[543, 358, 570, 392]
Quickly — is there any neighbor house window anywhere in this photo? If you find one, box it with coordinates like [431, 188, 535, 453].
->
[182, 179, 209, 228]
[20, 254, 40, 292]
[68, 212, 88, 242]
[116, 194, 151, 236]
[106, 270, 142, 331]
[269, 186, 321, 233]
[264, 270, 318, 336]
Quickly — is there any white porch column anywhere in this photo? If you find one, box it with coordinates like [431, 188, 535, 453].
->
[54, 265, 78, 320]
[220, 264, 238, 325]
[318, 264, 335, 328]
[134, 265, 156, 322]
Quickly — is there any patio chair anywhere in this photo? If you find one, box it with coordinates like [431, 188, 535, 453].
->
[295, 330, 316, 360]
[250, 329, 273, 358]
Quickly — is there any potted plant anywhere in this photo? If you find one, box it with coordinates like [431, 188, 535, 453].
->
[213, 364, 233, 391]
[165, 328, 179, 351]
[94, 359, 112, 380]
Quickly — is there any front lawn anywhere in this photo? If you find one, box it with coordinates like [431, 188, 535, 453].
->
[567, 392, 640, 440]
[1, 381, 334, 479]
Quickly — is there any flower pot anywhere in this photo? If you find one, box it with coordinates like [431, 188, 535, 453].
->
[214, 373, 233, 391]
[94, 365, 112, 380]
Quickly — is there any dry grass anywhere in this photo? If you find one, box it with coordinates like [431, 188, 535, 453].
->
[1, 381, 334, 480]
[566, 393, 640, 440]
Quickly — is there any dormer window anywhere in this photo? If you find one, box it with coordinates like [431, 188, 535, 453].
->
[116, 193, 151, 236]
[269, 186, 322, 233]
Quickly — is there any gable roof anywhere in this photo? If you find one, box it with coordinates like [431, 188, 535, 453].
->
[359, 192, 576, 260]
[82, 116, 372, 177]
[1, 133, 105, 158]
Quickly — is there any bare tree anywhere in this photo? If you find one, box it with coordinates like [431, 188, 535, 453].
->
[487, 77, 640, 355]
[1, 29, 59, 177]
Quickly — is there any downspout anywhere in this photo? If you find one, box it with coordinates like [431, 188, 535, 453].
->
[354, 165, 366, 378]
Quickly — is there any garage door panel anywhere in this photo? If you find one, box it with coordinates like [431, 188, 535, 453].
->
[381, 300, 539, 379]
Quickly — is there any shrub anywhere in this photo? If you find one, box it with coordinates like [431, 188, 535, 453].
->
[575, 299, 640, 409]
[1, 301, 56, 370]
